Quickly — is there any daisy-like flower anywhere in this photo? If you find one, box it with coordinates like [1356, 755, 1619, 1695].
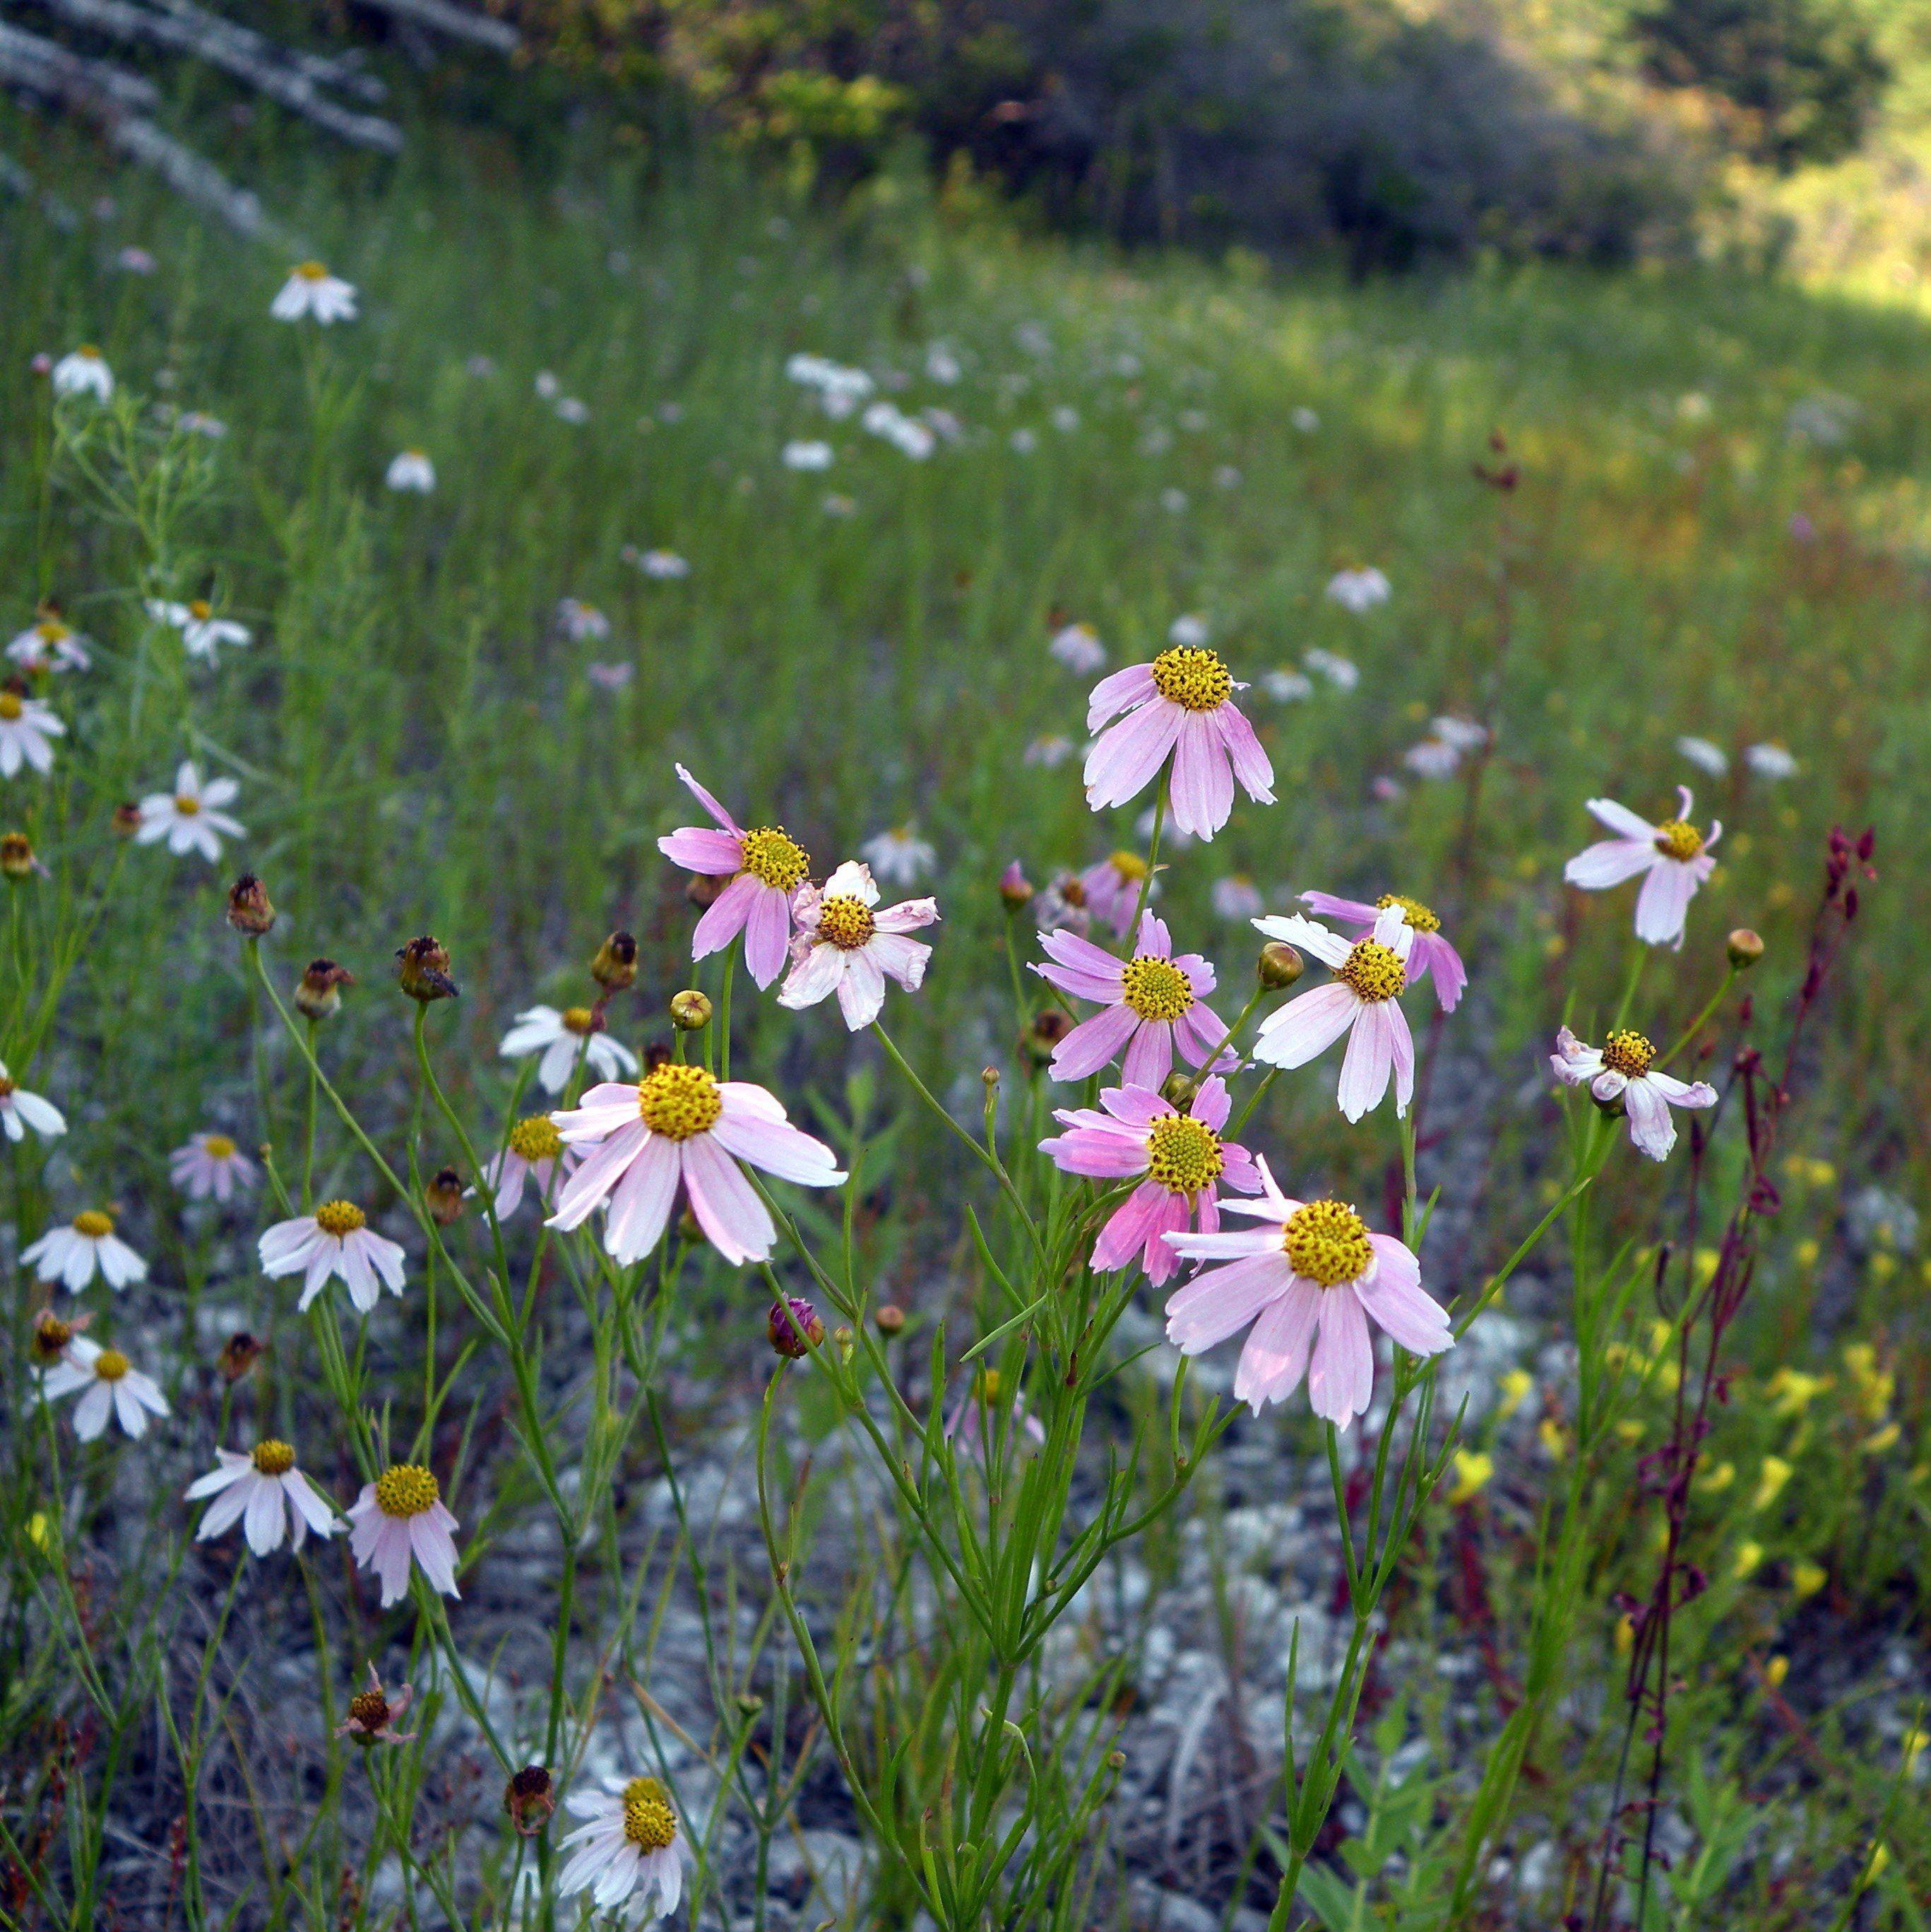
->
[1033, 911, 1230, 1089]
[860, 826, 935, 885]
[1079, 850, 1155, 939]
[146, 598, 251, 663]
[1083, 648, 1275, 841]
[499, 1004, 638, 1096]
[52, 347, 114, 401]
[23, 1209, 148, 1291]
[1262, 669, 1314, 702]
[657, 764, 812, 989]
[558, 597, 611, 642]
[1550, 1025, 1717, 1161]
[547, 1064, 846, 1267]
[169, 1130, 256, 1202]
[337, 1665, 416, 1746]
[384, 449, 436, 492]
[346, 1464, 461, 1604]
[637, 550, 689, 580]
[184, 1440, 338, 1553]
[558, 1774, 685, 1922]
[0, 687, 64, 776]
[1163, 1161, 1451, 1423]
[136, 760, 244, 862]
[1676, 735, 1729, 777]
[783, 439, 834, 470]
[1563, 786, 1721, 949]
[778, 860, 939, 1030]
[476, 1113, 577, 1216]
[1040, 1077, 1260, 1285]
[1050, 622, 1106, 673]
[7, 615, 91, 673]
[1745, 742, 1798, 779]
[0, 1061, 65, 1142]
[1212, 874, 1265, 920]
[259, 1201, 406, 1313]
[271, 262, 357, 324]
[1324, 567, 1390, 614]
[41, 1336, 170, 1440]
[1297, 890, 1466, 1013]
[1302, 648, 1359, 691]
[1404, 737, 1461, 780]
[1249, 905, 1417, 1121]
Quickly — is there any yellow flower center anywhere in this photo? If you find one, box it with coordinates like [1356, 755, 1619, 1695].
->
[638, 1063, 723, 1140]
[1602, 1029, 1656, 1079]
[348, 1688, 391, 1727]
[0, 694, 23, 721]
[77, 345, 100, 360]
[374, 1464, 440, 1517]
[0, 1077, 12, 1098]
[37, 620, 66, 642]
[621, 1776, 678, 1849]
[1374, 892, 1439, 935]
[1107, 849, 1149, 881]
[739, 826, 809, 891]
[174, 794, 201, 815]
[95, 1348, 130, 1382]
[73, 1210, 114, 1238]
[295, 261, 328, 281]
[1149, 646, 1232, 712]
[816, 895, 875, 950]
[562, 1005, 596, 1036]
[252, 1438, 295, 1476]
[32, 1313, 72, 1361]
[1336, 939, 1407, 1002]
[509, 1115, 564, 1161]
[1145, 1114, 1224, 1195]
[314, 1199, 367, 1238]
[202, 1133, 237, 1160]
[1119, 955, 1194, 1023]
[1283, 1201, 1373, 1286]
[1653, 819, 1704, 861]
[189, 600, 211, 621]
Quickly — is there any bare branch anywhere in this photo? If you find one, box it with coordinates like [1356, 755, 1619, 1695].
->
[352, 0, 518, 54]
[150, 0, 387, 101]
[0, 16, 158, 109]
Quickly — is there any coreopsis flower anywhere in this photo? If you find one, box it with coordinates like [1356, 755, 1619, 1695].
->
[1563, 786, 1721, 949]
[547, 1065, 846, 1266]
[1079, 851, 1155, 939]
[1404, 738, 1460, 780]
[384, 449, 436, 492]
[0, 687, 64, 776]
[346, 1464, 461, 1604]
[1324, 567, 1390, 614]
[1249, 906, 1417, 1120]
[783, 439, 834, 470]
[1550, 1025, 1717, 1161]
[1262, 669, 1314, 701]
[1023, 733, 1074, 768]
[1302, 648, 1359, 691]
[476, 1114, 577, 1216]
[1745, 742, 1798, 779]
[337, 1664, 415, 1746]
[42, 1336, 170, 1440]
[52, 347, 113, 401]
[7, 615, 91, 673]
[558, 1776, 685, 1921]
[1297, 890, 1466, 1012]
[146, 598, 251, 663]
[1033, 911, 1230, 1088]
[778, 861, 939, 1029]
[136, 761, 244, 862]
[259, 1202, 406, 1313]
[1050, 622, 1105, 673]
[271, 262, 357, 323]
[1164, 1161, 1451, 1422]
[860, 826, 935, 885]
[499, 1004, 639, 1096]
[1168, 613, 1210, 647]
[1040, 1077, 1261, 1285]
[1677, 735, 1729, 777]
[185, 1440, 338, 1553]
[657, 764, 811, 988]
[23, 1209, 148, 1291]
[558, 598, 611, 642]
[944, 1367, 1046, 1454]
[0, 1062, 65, 1142]
[169, 1130, 256, 1202]
[637, 550, 688, 580]
[557, 390, 589, 419]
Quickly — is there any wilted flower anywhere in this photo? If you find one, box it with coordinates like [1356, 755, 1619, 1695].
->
[7, 615, 91, 673]
[0, 686, 65, 777]
[425, 1167, 466, 1226]
[24, 1209, 147, 1291]
[558, 1776, 684, 1922]
[998, 861, 1034, 911]
[504, 1765, 556, 1834]
[295, 958, 352, 1020]
[384, 449, 436, 493]
[658, 764, 810, 989]
[271, 263, 357, 324]
[395, 935, 458, 1002]
[185, 1440, 338, 1553]
[346, 1464, 461, 1604]
[591, 930, 639, 992]
[147, 597, 250, 664]
[338, 1665, 416, 1747]
[138, 761, 244, 863]
[1549, 1026, 1716, 1161]
[0, 1061, 65, 1142]
[170, 1131, 256, 1202]
[40, 1336, 170, 1440]
[1564, 786, 1720, 949]
[1324, 567, 1390, 614]
[52, 347, 114, 401]
[778, 860, 939, 1030]
[259, 1202, 406, 1312]
[499, 1005, 639, 1096]
[216, 1331, 264, 1380]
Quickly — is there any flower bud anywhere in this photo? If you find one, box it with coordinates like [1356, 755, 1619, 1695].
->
[503, 1764, 554, 1835]
[834, 1324, 855, 1363]
[1021, 1007, 1072, 1067]
[982, 1065, 1000, 1089]
[396, 935, 458, 1002]
[1, 831, 37, 880]
[677, 1204, 704, 1243]
[1160, 1071, 1199, 1110]
[590, 930, 638, 992]
[425, 1166, 466, 1226]
[295, 958, 353, 1021]
[874, 1303, 905, 1336]
[735, 1691, 764, 1718]
[670, 989, 712, 1031]
[768, 1295, 824, 1359]
[1726, 928, 1764, 970]
[998, 860, 1034, 911]
[1258, 941, 1303, 989]
[111, 801, 142, 838]
[217, 1330, 264, 1381]
[225, 872, 275, 937]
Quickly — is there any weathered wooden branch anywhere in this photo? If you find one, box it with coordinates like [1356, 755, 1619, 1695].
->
[151, 0, 387, 101]
[352, 0, 519, 56]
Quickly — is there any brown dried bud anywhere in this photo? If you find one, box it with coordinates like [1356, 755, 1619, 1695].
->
[1, 831, 36, 880]
[425, 1167, 466, 1226]
[644, 1041, 673, 1073]
[217, 1331, 264, 1381]
[225, 873, 275, 936]
[32, 1310, 80, 1366]
[1258, 940, 1304, 989]
[590, 930, 638, 992]
[874, 1303, 906, 1337]
[111, 801, 142, 838]
[670, 989, 712, 1031]
[396, 935, 458, 1002]
[686, 872, 726, 910]
[768, 1296, 824, 1359]
[1022, 1007, 1073, 1066]
[1726, 928, 1764, 970]
[503, 1764, 554, 1835]
[295, 958, 354, 1020]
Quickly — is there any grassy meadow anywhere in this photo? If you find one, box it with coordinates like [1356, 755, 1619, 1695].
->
[2, 124, 1928, 1929]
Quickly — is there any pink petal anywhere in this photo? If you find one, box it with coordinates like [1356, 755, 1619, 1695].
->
[659, 826, 742, 874]
[1564, 838, 1656, 890]
[1120, 1018, 1174, 1090]
[1355, 1237, 1451, 1356]
[675, 762, 742, 834]
[1622, 1077, 1678, 1160]
[547, 1118, 650, 1231]
[1085, 661, 1158, 730]
[1586, 798, 1657, 841]
[1233, 1281, 1321, 1410]
[1212, 700, 1276, 803]
[691, 872, 759, 960]
[1083, 699, 1182, 810]
[1415, 932, 1466, 1012]
[1255, 982, 1359, 1069]
[604, 1136, 682, 1262]
[1136, 911, 1173, 959]
[1634, 860, 1697, 949]
[744, 883, 795, 987]
[1164, 1252, 1288, 1351]
[1049, 1002, 1140, 1081]
[1191, 1075, 1232, 1132]
[1092, 1182, 1170, 1272]
[1039, 1123, 1151, 1179]
[709, 1103, 845, 1185]
[1307, 1291, 1374, 1424]
[679, 1136, 776, 1264]
[1168, 711, 1233, 841]
[1297, 891, 1377, 928]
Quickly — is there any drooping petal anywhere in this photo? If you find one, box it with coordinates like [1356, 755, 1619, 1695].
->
[1307, 1291, 1374, 1424]
[1233, 1281, 1322, 1411]
[690, 872, 760, 961]
[1084, 662, 1158, 731]
[1254, 983, 1360, 1069]
[1622, 1077, 1679, 1160]
[678, 1135, 776, 1264]
[1564, 838, 1657, 890]
[1355, 1237, 1452, 1356]
[1083, 699, 1182, 810]
[658, 826, 743, 874]
[1167, 711, 1234, 841]
[1164, 1252, 1289, 1351]
[603, 1137, 682, 1264]
[742, 883, 794, 988]
[1212, 700, 1276, 804]
[1634, 860, 1697, 949]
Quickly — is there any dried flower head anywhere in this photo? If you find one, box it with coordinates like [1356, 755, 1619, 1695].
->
[337, 1664, 415, 1748]
[217, 1331, 265, 1381]
[505, 1763, 556, 1834]
[111, 802, 142, 838]
[295, 959, 354, 1021]
[1, 832, 36, 880]
[425, 1167, 467, 1226]
[396, 935, 458, 1002]
[225, 874, 275, 937]
[591, 930, 639, 992]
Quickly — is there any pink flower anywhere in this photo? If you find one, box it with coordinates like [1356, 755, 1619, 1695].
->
[345, 1464, 460, 1606]
[547, 1065, 845, 1266]
[778, 860, 939, 1029]
[1033, 912, 1230, 1089]
[1298, 889, 1466, 1012]
[1550, 1025, 1716, 1161]
[1250, 906, 1417, 1121]
[1040, 1078, 1260, 1286]
[657, 765, 811, 988]
[1078, 851, 1155, 939]
[1563, 786, 1720, 949]
[1163, 1160, 1451, 1423]
[1082, 649, 1275, 841]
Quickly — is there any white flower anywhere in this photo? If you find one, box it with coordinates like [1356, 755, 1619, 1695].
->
[52, 348, 114, 401]
[586, 661, 633, 690]
[1167, 614, 1210, 648]
[1432, 716, 1488, 754]
[1024, 733, 1074, 768]
[1010, 428, 1038, 454]
[1050, 405, 1079, 432]
[637, 550, 688, 580]
[1550, 1025, 1716, 1161]
[779, 861, 940, 1031]
[271, 263, 357, 324]
[860, 826, 935, 884]
[861, 401, 934, 458]
[1745, 742, 1798, 779]
[557, 598, 612, 642]
[1213, 463, 1242, 490]
[1302, 648, 1359, 691]
[7, 616, 91, 673]
[1562, 786, 1721, 949]
[925, 344, 961, 384]
[23, 1210, 148, 1291]
[1676, 735, 1729, 777]
[1050, 622, 1105, 673]
[0, 689, 64, 776]
[177, 411, 227, 438]
[1324, 568, 1390, 614]
[477, 1114, 578, 1217]
[783, 439, 834, 470]
[554, 396, 590, 424]
[558, 1775, 685, 1922]
[146, 598, 251, 663]
[1262, 670, 1313, 701]
[346, 1464, 461, 1604]
[499, 1004, 640, 1096]
[1290, 405, 1320, 432]
[259, 1202, 406, 1313]
[169, 1131, 256, 1202]
[535, 369, 560, 400]
[186, 1441, 338, 1553]
[117, 246, 155, 275]
[1403, 738, 1461, 781]
[41, 1337, 169, 1440]
[1212, 874, 1265, 920]
[787, 355, 874, 420]
[136, 760, 244, 862]
[1159, 487, 1189, 514]
[384, 449, 436, 492]
[0, 1062, 64, 1142]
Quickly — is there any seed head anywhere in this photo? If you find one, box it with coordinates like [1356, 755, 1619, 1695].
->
[226, 873, 275, 937]
[295, 959, 354, 1021]
[670, 989, 712, 1031]
[396, 935, 458, 1003]
[1726, 928, 1764, 969]
[767, 1296, 824, 1360]
[503, 1763, 554, 1834]
[1022, 1007, 1073, 1066]
[111, 801, 143, 839]
[590, 930, 638, 992]
[1, 832, 36, 881]
[218, 1330, 264, 1381]
[425, 1167, 466, 1226]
